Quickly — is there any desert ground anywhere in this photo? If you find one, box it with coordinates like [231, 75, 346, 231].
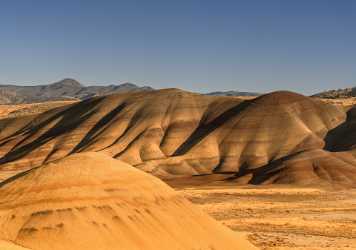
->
[315, 97, 356, 109]
[0, 100, 76, 119]
[177, 184, 356, 250]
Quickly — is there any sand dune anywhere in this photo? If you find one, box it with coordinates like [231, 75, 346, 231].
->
[0, 89, 355, 186]
[0, 152, 256, 250]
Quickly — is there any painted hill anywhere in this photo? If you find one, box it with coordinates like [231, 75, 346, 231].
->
[325, 106, 356, 153]
[240, 149, 356, 186]
[0, 89, 355, 186]
[0, 78, 153, 104]
[0, 152, 256, 250]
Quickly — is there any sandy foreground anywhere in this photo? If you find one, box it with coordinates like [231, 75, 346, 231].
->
[177, 185, 356, 250]
[0, 152, 257, 250]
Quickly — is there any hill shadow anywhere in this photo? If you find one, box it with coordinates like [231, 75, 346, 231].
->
[173, 100, 251, 156]
[0, 97, 104, 165]
[324, 106, 356, 152]
[70, 102, 127, 153]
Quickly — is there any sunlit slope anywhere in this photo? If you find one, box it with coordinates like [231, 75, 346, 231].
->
[1, 89, 355, 185]
[0, 152, 256, 250]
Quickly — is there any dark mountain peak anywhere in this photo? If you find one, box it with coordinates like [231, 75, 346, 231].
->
[119, 82, 138, 88]
[0, 78, 154, 104]
[113, 82, 154, 91]
[50, 78, 83, 88]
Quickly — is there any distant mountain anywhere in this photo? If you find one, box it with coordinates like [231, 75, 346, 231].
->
[0, 78, 154, 104]
[0, 78, 263, 104]
[0, 89, 18, 104]
[206, 91, 260, 97]
[313, 87, 356, 99]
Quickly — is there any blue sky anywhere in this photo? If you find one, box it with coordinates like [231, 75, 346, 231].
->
[0, 0, 355, 94]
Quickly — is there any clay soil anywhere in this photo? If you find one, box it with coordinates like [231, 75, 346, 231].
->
[177, 184, 356, 250]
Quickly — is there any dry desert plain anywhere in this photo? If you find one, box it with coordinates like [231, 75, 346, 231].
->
[0, 100, 77, 119]
[0, 90, 356, 249]
[175, 183, 356, 250]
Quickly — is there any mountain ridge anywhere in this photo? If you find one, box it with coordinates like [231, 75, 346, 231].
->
[0, 78, 264, 104]
[0, 78, 154, 104]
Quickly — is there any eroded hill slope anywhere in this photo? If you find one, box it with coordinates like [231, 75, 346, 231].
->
[0, 89, 355, 186]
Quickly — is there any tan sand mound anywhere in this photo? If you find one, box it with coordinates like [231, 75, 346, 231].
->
[0, 89, 354, 186]
[0, 152, 257, 250]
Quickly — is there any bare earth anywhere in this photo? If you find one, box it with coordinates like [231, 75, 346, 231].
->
[178, 185, 356, 250]
[315, 97, 356, 108]
[0, 100, 76, 119]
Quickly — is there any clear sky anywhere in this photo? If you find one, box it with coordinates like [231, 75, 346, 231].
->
[0, 0, 355, 94]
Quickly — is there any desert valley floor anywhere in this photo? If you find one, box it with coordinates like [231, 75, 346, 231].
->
[177, 184, 356, 250]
